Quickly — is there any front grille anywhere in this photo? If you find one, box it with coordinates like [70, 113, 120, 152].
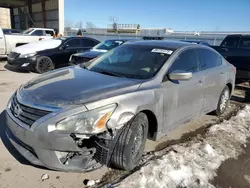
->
[8, 52, 20, 59]
[94, 140, 109, 165]
[10, 95, 51, 127]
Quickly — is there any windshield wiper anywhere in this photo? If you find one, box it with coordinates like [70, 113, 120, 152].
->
[97, 70, 125, 78]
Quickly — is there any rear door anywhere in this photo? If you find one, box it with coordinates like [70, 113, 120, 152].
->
[218, 36, 240, 65]
[0, 28, 5, 55]
[79, 38, 99, 52]
[197, 48, 227, 113]
[237, 36, 250, 73]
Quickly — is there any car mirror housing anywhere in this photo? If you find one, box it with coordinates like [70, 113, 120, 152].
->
[168, 71, 192, 81]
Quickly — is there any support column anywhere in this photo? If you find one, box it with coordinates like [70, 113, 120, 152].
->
[10, 8, 15, 29]
[58, 0, 64, 35]
[41, 0, 46, 27]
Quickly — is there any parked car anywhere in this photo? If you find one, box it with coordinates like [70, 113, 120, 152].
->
[69, 39, 134, 65]
[211, 35, 250, 80]
[5, 40, 235, 172]
[180, 40, 210, 46]
[2, 28, 21, 34]
[7, 37, 100, 73]
[0, 27, 54, 56]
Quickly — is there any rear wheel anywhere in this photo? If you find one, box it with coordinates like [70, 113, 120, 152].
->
[35, 56, 55, 74]
[214, 85, 230, 116]
[110, 112, 148, 171]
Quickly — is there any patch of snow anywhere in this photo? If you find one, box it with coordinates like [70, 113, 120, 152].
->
[117, 105, 250, 188]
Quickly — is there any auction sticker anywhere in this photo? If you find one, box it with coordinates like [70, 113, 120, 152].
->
[151, 48, 173, 55]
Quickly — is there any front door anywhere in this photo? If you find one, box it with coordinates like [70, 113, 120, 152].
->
[161, 48, 205, 133]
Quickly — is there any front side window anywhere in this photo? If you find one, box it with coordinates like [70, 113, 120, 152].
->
[197, 48, 222, 70]
[221, 36, 240, 47]
[168, 49, 199, 73]
[31, 30, 44, 36]
[239, 37, 250, 49]
[87, 45, 172, 79]
[65, 39, 80, 49]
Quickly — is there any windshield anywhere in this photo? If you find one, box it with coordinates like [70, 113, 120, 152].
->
[22, 28, 34, 34]
[88, 45, 172, 79]
[93, 40, 124, 51]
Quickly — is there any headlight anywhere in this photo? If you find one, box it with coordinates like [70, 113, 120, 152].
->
[19, 53, 36, 58]
[56, 104, 117, 134]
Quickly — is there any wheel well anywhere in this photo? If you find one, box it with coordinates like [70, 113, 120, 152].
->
[226, 83, 232, 95]
[141, 110, 158, 140]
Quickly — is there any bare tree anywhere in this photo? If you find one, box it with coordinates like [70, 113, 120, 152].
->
[65, 20, 74, 28]
[74, 21, 83, 29]
[85, 22, 96, 29]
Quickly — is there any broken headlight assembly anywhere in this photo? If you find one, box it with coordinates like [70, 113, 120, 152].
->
[56, 104, 117, 134]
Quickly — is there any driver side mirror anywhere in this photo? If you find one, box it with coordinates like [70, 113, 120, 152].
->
[168, 71, 192, 81]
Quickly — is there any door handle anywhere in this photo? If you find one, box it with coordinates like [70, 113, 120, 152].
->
[221, 48, 228, 52]
[220, 72, 224, 75]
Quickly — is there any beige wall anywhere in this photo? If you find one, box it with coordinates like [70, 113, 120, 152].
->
[0, 8, 11, 29]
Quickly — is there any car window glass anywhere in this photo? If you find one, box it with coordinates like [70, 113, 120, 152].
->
[197, 48, 222, 70]
[31, 30, 44, 36]
[239, 37, 250, 49]
[88, 45, 171, 79]
[221, 37, 239, 47]
[168, 49, 198, 73]
[45, 30, 54, 36]
[81, 39, 99, 47]
[65, 39, 80, 48]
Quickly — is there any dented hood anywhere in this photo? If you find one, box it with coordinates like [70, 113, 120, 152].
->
[18, 66, 142, 107]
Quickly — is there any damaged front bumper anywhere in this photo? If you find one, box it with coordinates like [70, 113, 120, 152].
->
[5, 107, 116, 172]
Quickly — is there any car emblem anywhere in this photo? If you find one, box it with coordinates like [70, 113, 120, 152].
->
[14, 104, 22, 118]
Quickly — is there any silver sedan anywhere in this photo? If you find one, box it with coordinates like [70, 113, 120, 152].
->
[5, 40, 236, 172]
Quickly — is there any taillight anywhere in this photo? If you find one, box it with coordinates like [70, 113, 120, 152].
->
[39, 38, 43, 41]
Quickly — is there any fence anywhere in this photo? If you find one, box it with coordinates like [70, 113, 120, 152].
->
[64, 30, 226, 45]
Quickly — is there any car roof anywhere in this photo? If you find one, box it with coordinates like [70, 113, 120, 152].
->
[124, 40, 194, 50]
[104, 39, 135, 42]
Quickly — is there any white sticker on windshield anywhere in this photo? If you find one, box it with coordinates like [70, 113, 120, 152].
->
[151, 48, 173, 55]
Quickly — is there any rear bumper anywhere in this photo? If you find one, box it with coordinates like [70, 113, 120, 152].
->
[236, 70, 250, 80]
[7, 56, 36, 71]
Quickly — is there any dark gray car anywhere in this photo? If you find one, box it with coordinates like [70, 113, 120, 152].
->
[5, 40, 236, 172]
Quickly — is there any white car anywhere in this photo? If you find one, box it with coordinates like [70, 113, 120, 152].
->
[0, 27, 54, 57]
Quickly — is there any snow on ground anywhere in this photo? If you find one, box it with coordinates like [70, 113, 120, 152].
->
[117, 105, 250, 188]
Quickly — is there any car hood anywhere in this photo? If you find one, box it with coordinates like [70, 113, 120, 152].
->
[17, 66, 142, 107]
[12, 39, 61, 55]
[73, 49, 106, 59]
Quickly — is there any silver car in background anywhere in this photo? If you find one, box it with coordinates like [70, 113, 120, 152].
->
[5, 40, 236, 172]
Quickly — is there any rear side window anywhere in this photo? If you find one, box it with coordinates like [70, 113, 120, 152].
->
[221, 36, 240, 47]
[239, 37, 250, 49]
[45, 30, 54, 36]
[168, 49, 199, 73]
[197, 48, 222, 70]
[65, 39, 80, 48]
[81, 39, 99, 47]
[31, 30, 44, 36]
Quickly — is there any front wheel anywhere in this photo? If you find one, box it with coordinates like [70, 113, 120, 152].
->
[35, 56, 55, 74]
[214, 85, 230, 116]
[110, 112, 148, 171]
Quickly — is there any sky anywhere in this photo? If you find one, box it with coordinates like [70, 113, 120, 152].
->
[64, 0, 250, 31]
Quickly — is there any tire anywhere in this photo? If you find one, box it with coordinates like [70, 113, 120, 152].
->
[110, 112, 149, 171]
[213, 85, 230, 116]
[35, 56, 55, 74]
